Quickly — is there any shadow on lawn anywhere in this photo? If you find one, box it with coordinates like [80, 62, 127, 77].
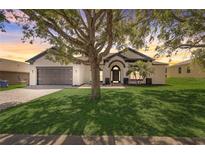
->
[0, 88, 205, 144]
[141, 89, 205, 137]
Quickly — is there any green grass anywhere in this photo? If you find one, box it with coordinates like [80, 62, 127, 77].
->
[0, 84, 26, 91]
[0, 78, 205, 137]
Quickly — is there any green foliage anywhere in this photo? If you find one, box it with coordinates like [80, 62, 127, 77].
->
[127, 60, 154, 79]
[136, 10, 205, 68]
[16, 10, 134, 64]
[0, 10, 8, 32]
[0, 78, 205, 137]
[10, 10, 152, 64]
[192, 48, 205, 70]
[150, 10, 205, 51]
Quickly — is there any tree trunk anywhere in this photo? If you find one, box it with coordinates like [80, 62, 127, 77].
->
[90, 61, 101, 101]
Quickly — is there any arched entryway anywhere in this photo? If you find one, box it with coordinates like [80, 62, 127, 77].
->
[111, 65, 121, 83]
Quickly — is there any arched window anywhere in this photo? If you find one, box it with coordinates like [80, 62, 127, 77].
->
[178, 67, 182, 74]
[187, 66, 191, 73]
[112, 66, 120, 70]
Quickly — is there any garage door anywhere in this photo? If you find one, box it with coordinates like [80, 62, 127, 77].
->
[37, 67, 73, 85]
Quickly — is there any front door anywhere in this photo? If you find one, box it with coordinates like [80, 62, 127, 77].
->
[113, 70, 119, 82]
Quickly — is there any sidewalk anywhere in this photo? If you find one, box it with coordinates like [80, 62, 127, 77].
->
[0, 134, 205, 145]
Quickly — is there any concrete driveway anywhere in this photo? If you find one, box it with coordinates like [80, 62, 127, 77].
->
[0, 86, 68, 111]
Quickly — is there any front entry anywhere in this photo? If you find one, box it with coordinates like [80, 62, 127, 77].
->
[113, 70, 119, 81]
[111, 66, 120, 83]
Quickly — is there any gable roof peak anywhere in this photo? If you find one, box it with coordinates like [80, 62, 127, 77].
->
[25, 47, 56, 64]
[104, 47, 154, 62]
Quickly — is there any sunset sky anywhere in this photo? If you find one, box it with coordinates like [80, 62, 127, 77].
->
[0, 18, 191, 64]
[0, 22, 50, 62]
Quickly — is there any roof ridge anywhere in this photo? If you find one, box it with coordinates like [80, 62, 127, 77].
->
[170, 59, 192, 66]
[26, 47, 155, 64]
[25, 47, 56, 63]
[0, 58, 27, 64]
[127, 47, 154, 60]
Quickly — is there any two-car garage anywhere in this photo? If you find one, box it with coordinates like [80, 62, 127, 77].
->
[37, 67, 73, 85]
[27, 51, 89, 86]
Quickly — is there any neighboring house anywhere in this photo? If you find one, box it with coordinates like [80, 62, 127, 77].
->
[167, 59, 205, 78]
[26, 47, 168, 86]
[0, 58, 30, 85]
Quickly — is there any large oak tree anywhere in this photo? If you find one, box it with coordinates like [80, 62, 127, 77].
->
[14, 9, 149, 100]
[6, 10, 205, 100]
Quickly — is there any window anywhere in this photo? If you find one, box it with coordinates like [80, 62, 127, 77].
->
[187, 66, 191, 73]
[112, 66, 119, 70]
[165, 68, 167, 73]
[178, 67, 182, 74]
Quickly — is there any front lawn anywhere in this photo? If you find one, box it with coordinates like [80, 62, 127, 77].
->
[0, 84, 26, 91]
[0, 78, 205, 137]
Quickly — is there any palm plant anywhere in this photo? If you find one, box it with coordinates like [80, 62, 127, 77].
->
[127, 60, 154, 84]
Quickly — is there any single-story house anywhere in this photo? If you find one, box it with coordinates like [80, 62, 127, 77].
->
[167, 59, 205, 78]
[0, 58, 30, 85]
[26, 47, 168, 86]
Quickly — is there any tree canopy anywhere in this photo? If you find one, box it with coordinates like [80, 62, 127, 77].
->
[16, 10, 147, 61]
[137, 10, 205, 66]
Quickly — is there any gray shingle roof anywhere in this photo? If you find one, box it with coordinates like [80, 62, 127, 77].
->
[26, 47, 167, 65]
[169, 59, 192, 67]
[104, 47, 154, 62]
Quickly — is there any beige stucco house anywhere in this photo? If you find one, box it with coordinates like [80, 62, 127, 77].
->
[0, 58, 30, 84]
[167, 59, 205, 78]
[26, 47, 168, 86]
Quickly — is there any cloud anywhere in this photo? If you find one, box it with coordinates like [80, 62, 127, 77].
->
[0, 20, 50, 62]
[0, 42, 50, 62]
[138, 43, 192, 64]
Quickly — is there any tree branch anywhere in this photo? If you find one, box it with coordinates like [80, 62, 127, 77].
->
[98, 10, 113, 61]
[95, 12, 106, 30]
[77, 10, 89, 32]
[59, 10, 89, 41]
[171, 11, 186, 22]
[23, 10, 86, 48]
[47, 29, 89, 56]
[94, 10, 105, 21]
[177, 43, 205, 49]
[49, 47, 90, 65]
